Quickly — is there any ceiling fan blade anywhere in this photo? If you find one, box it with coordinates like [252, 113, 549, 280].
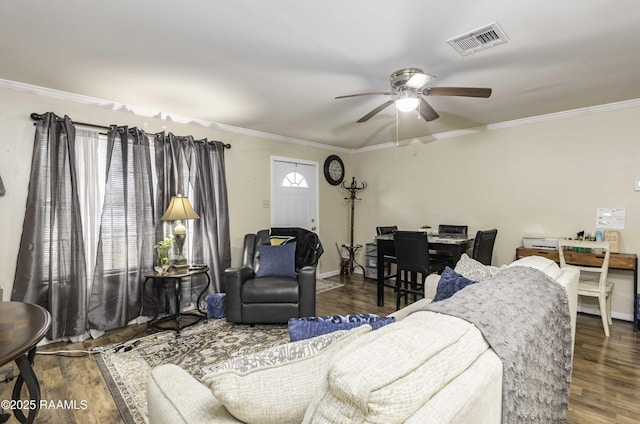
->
[419, 98, 439, 122]
[335, 91, 393, 99]
[406, 72, 436, 89]
[357, 100, 394, 122]
[426, 87, 492, 98]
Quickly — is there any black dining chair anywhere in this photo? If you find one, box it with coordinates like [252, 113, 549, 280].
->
[376, 226, 397, 236]
[438, 224, 468, 235]
[376, 226, 398, 278]
[431, 224, 469, 270]
[471, 229, 498, 265]
[393, 231, 439, 310]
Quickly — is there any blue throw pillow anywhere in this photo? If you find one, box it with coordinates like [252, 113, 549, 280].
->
[432, 266, 477, 302]
[288, 314, 396, 342]
[255, 242, 297, 278]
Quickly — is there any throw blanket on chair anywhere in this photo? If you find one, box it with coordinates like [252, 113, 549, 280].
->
[270, 227, 324, 270]
[425, 266, 572, 424]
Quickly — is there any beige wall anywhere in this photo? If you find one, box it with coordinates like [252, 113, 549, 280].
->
[0, 85, 351, 301]
[351, 104, 640, 320]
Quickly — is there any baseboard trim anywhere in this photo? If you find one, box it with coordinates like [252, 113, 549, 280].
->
[319, 270, 340, 279]
[319, 269, 368, 279]
[577, 304, 633, 322]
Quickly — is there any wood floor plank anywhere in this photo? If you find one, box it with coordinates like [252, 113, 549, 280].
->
[0, 274, 638, 423]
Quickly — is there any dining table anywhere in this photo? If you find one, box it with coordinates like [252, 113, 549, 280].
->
[375, 233, 475, 307]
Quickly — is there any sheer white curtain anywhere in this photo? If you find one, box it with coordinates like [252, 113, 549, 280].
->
[74, 130, 105, 293]
[88, 126, 156, 330]
[73, 128, 160, 336]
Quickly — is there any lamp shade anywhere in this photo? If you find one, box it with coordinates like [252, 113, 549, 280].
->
[161, 195, 200, 221]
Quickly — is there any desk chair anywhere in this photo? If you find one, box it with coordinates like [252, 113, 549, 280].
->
[472, 229, 498, 265]
[558, 239, 614, 337]
[393, 231, 439, 310]
[438, 224, 468, 235]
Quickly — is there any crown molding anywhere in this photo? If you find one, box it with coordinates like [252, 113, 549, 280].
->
[1, 78, 637, 156]
[0, 78, 350, 154]
[352, 97, 640, 153]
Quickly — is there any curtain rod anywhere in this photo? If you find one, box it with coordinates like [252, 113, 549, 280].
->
[30, 113, 231, 149]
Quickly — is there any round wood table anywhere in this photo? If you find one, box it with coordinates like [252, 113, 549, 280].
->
[0, 302, 51, 424]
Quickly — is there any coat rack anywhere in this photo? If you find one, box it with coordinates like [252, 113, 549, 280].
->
[342, 177, 367, 275]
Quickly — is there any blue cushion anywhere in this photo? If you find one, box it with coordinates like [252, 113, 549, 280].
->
[255, 242, 297, 278]
[288, 314, 396, 342]
[207, 293, 226, 319]
[432, 266, 477, 302]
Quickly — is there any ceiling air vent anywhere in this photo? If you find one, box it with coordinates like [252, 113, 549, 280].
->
[447, 22, 509, 56]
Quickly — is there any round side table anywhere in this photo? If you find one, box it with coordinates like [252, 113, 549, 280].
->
[0, 301, 51, 424]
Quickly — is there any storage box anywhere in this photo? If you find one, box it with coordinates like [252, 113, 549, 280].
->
[522, 236, 560, 250]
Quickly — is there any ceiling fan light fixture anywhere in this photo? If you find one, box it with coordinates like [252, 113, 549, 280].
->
[336, 67, 491, 123]
[395, 96, 419, 112]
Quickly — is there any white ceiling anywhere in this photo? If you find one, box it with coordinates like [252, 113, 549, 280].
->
[1, 0, 639, 150]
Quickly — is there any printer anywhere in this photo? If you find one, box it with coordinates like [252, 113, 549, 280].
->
[522, 235, 560, 250]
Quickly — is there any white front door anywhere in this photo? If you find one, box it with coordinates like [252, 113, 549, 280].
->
[272, 157, 318, 232]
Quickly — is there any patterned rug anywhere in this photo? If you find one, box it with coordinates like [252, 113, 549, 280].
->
[315, 278, 344, 293]
[96, 320, 290, 424]
[96, 279, 343, 424]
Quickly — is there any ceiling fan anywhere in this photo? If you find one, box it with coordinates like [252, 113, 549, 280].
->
[335, 68, 492, 123]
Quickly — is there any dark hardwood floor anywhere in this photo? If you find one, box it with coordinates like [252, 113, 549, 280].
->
[1, 274, 639, 423]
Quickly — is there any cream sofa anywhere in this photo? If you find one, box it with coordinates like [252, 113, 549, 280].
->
[147, 256, 578, 424]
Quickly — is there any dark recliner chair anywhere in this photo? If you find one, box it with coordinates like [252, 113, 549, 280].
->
[225, 228, 323, 324]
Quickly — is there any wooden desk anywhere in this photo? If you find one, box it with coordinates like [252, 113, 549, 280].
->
[0, 302, 51, 424]
[376, 234, 474, 307]
[143, 266, 211, 333]
[516, 247, 639, 331]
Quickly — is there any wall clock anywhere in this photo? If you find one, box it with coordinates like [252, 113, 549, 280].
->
[323, 155, 345, 186]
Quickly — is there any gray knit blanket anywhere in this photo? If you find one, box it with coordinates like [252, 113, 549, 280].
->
[424, 266, 572, 423]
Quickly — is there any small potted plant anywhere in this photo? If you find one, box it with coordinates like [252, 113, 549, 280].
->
[154, 235, 174, 274]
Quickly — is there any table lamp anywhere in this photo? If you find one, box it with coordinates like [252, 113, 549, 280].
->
[161, 195, 200, 269]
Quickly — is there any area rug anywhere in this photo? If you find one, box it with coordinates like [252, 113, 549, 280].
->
[96, 319, 290, 424]
[96, 280, 343, 424]
[315, 278, 344, 293]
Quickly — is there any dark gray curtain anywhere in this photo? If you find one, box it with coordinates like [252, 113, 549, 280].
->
[87, 126, 155, 330]
[12, 113, 88, 339]
[14, 114, 230, 335]
[153, 132, 190, 235]
[154, 133, 230, 293]
[190, 139, 231, 292]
